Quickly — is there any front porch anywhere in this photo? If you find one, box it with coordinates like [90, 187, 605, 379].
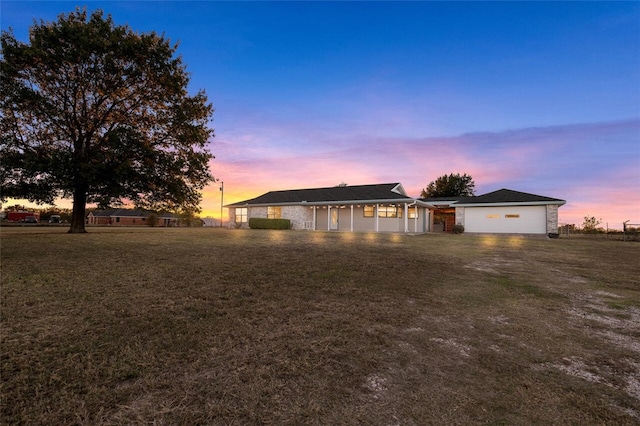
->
[305, 203, 429, 233]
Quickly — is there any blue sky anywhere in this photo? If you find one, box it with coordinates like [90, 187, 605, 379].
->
[2, 1, 639, 227]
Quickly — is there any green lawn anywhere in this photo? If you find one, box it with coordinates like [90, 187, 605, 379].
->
[1, 227, 639, 425]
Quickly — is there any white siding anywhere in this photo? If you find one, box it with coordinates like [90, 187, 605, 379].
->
[463, 206, 547, 234]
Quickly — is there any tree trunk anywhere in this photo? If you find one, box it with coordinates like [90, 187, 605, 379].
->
[68, 185, 88, 233]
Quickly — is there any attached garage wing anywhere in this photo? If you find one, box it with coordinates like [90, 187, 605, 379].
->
[463, 206, 547, 234]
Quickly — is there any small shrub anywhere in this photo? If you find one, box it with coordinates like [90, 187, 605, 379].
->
[248, 218, 291, 230]
[452, 224, 465, 234]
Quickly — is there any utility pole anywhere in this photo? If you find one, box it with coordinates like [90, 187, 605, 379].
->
[219, 181, 224, 227]
[623, 220, 629, 241]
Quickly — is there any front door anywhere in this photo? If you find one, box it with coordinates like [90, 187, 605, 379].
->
[330, 209, 339, 230]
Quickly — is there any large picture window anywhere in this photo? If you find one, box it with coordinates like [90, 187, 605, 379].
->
[364, 205, 405, 218]
[267, 206, 282, 219]
[235, 207, 247, 223]
[378, 206, 402, 218]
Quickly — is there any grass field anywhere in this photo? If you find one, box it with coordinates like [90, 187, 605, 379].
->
[1, 227, 639, 425]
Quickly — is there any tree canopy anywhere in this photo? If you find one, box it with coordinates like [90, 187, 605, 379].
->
[0, 9, 214, 232]
[420, 173, 476, 198]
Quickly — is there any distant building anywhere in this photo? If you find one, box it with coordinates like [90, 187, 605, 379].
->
[87, 208, 179, 227]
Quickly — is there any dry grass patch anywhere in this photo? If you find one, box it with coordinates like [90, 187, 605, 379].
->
[1, 228, 639, 424]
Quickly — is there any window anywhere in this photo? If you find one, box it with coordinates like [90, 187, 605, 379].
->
[378, 206, 402, 218]
[408, 207, 419, 219]
[267, 206, 281, 219]
[364, 205, 374, 218]
[235, 207, 247, 223]
[378, 206, 396, 218]
[505, 214, 520, 219]
[486, 214, 500, 219]
[364, 205, 405, 218]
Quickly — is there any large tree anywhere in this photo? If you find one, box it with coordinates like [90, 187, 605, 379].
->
[420, 173, 476, 198]
[1, 9, 214, 233]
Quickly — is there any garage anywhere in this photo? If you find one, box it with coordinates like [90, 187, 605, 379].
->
[423, 188, 566, 236]
[462, 205, 547, 234]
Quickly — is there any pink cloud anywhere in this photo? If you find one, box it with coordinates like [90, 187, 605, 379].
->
[203, 118, 639, 229]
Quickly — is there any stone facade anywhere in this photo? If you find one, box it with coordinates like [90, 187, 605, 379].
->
[250, 206, 268, 219]
[455, 207, 465, 227]
[281, 206, 314, 230]
[230, 205, 314, 230]
[546, 204, 560, 235]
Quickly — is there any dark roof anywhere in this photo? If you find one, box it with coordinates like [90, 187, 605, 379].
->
[456, 189, 565, 205]
[89, 208, 147, 217]
[420, 195, 474, 203]
[228, 183, 412, 206]
[229, 184, 565, 208]
[88, 208, 178, 218]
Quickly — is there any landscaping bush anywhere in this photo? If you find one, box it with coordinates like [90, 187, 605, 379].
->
[248, 218, 291, 230]
[452, 224, 465, 234]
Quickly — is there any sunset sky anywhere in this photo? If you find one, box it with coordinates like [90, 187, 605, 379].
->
[3, 1, 639, 228]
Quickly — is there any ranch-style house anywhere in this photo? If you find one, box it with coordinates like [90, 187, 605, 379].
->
[226, 183, 566, 236]
[87, 208, 179, 227]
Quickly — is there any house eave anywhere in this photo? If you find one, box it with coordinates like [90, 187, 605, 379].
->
[226, 198, 424, 208]
[455, 200, 566, 207]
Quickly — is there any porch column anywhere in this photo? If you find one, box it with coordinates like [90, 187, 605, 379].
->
[313, 206, 317, 230]
[327, 206, 331, 231]
[375, 204, 379, 232]
[350, 205, 354, 232]
[404, 203, 409, 233]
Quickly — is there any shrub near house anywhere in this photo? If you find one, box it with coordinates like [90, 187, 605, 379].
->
[249, 218, 291, 229]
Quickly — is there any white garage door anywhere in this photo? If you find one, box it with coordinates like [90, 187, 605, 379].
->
[464, 206, 547, 234]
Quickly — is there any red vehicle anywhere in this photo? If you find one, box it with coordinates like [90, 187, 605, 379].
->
[6, 211, 40, 223]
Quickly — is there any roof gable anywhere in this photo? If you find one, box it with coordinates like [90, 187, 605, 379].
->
[229, 183, 413, 206]
[421, 188, 565, 207]
[461, 189, 565, 204]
